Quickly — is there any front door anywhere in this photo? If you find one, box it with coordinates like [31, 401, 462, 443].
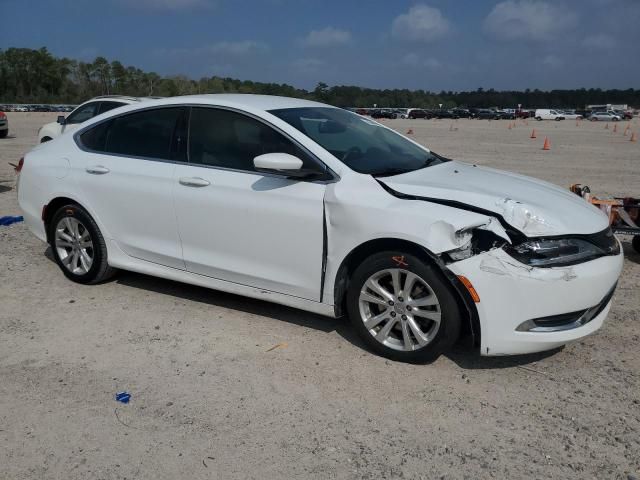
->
[173, 107, 328, 301]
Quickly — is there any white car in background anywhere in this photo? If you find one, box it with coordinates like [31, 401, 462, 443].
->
[534, 109, 566, 121]
[589, 111, 621, 122]
[17, 95, 623, 362]
[37, 96, 152, 143]
[560, 110, 583, 120]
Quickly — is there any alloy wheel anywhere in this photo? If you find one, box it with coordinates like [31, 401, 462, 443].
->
[358, 268, 441, 352]
[54, 217, 94, 275]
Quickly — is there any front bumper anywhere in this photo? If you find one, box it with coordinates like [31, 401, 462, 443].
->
[448, 246, 623, 356]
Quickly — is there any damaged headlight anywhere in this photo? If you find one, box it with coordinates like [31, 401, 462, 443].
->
[446, 229, 508, 262]
[504, 237, 618, 267]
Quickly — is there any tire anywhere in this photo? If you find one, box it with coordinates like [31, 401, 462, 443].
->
[632, 236, 640, 254]
[346, 251, 461, 363]
[0, 129, 7, 138]
[48, 204, 117, 284]
[535, 117, 542, 121]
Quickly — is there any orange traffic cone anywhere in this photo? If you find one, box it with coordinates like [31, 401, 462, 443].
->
[542, 137, 551, 150]
[406, 128, 414, 135]
[631, 132, 637, 142]
[530, 129, 537, 139]
[605, 123, 609, 130]
[613, 124, 618, 133]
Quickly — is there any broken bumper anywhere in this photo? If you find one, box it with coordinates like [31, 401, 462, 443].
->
[448, 247, 623, 356]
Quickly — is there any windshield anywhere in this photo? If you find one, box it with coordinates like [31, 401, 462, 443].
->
[269, 107, 447, 176]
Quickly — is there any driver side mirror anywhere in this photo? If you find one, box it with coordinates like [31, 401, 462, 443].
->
[254, 153, 303, 175]
[57, 115, 66, 125]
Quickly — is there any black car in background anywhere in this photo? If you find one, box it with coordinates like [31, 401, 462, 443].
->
[407, 108, 431, 119]
[370, 109, 397, 119]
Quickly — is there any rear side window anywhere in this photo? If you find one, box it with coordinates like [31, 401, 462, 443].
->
[79, 120, 111, 151]
[105, 107, 184, 160]
[188, 107, 315, 172]
[98, 101, 126, 114]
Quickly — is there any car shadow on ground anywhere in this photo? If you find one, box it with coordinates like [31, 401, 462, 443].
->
[43, 246, 565, 368]
[445, 344, 561, 370]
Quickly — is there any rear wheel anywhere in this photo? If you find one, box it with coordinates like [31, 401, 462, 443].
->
[632, 236, 640, 254]
[0, 129, 7, 138]
[49, 204, 117, 284]
[535, 116, 542, 121]
[346, 251, 461, 363]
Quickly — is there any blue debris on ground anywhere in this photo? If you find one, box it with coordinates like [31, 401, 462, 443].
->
[0, 216, 24, 226]
[115, 391, 131, 404]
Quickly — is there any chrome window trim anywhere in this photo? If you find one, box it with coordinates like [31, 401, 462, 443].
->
[73, 103, 340, 185]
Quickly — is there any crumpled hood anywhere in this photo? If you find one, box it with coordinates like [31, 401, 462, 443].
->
[380, 161, 609, 236]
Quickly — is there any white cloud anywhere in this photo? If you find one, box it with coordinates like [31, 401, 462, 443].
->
[391, 4, 450, 42]
[302, 27, 352, 47]
[483, 1, 577, 41]
[292, 58, 326, 73]
[542, 54, 563, 68]
[205, 41, 268, 55]
[582, 33, 616, 49]
[402, 53, 441, 69]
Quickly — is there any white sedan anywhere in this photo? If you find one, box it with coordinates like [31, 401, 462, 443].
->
[17, 95, 623, 362]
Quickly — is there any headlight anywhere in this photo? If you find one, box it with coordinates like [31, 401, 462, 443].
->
[504, 237, 616, 267]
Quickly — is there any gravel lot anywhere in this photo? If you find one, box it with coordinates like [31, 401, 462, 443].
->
[1, 112, 639, 480]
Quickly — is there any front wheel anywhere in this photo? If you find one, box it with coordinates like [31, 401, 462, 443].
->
[346, 251, 461, 363]
[49, 204, 117, 284]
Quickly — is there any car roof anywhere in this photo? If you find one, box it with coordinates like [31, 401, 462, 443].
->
[140, 94, 333, 112]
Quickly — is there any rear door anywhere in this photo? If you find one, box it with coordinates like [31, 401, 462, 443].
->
[173, 106, 328, 300]
[75, 106, 188, 269]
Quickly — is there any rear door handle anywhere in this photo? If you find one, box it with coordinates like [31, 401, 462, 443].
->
[86, 165, 110, 175]
[179, 176, 210, 187]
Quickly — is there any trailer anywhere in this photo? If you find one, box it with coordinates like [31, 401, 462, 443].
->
[570, 184, 640, 253]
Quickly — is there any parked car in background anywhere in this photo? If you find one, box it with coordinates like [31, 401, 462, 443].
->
[475, 109, 501, 120]
[589, 111, 621, 122]
[370, 109, 397, 119]
[497, 110, 516, 120]
[17, 94, 623, 362]
[406, 108, 431, 119]
[534, 109, 565, 121]
[0, 110, 8, 138]
[37, 96, 148, 143]
[560, 110, 584, 120]
[516, 110, 535, 119]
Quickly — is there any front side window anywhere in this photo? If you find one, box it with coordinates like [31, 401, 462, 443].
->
[66, 102, 99, 124]
[188, 107, 318, 173]
[270, 107, 447, 176]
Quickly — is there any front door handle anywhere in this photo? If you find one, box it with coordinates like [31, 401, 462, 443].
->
[179, 177, 210, 187]
[86, 165, 110, 175]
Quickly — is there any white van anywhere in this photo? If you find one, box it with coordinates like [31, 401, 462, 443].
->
[534, 109, 566, 121]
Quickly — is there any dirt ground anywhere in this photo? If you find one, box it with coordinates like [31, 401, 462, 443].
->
[1, 112, 639, 480]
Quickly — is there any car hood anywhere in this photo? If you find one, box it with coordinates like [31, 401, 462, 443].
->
[379, 161, 609, 237]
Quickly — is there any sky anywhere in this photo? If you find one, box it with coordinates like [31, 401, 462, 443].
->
[1, 0, 639, 91]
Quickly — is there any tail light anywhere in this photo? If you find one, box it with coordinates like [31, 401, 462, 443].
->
[15, 157, 24, 173]
[0, 112, 6, 120]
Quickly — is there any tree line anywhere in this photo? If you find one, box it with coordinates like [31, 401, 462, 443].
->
[1, 47, 639, 109]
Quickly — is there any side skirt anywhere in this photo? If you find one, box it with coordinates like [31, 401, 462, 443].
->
[105, 239, 337, 318]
